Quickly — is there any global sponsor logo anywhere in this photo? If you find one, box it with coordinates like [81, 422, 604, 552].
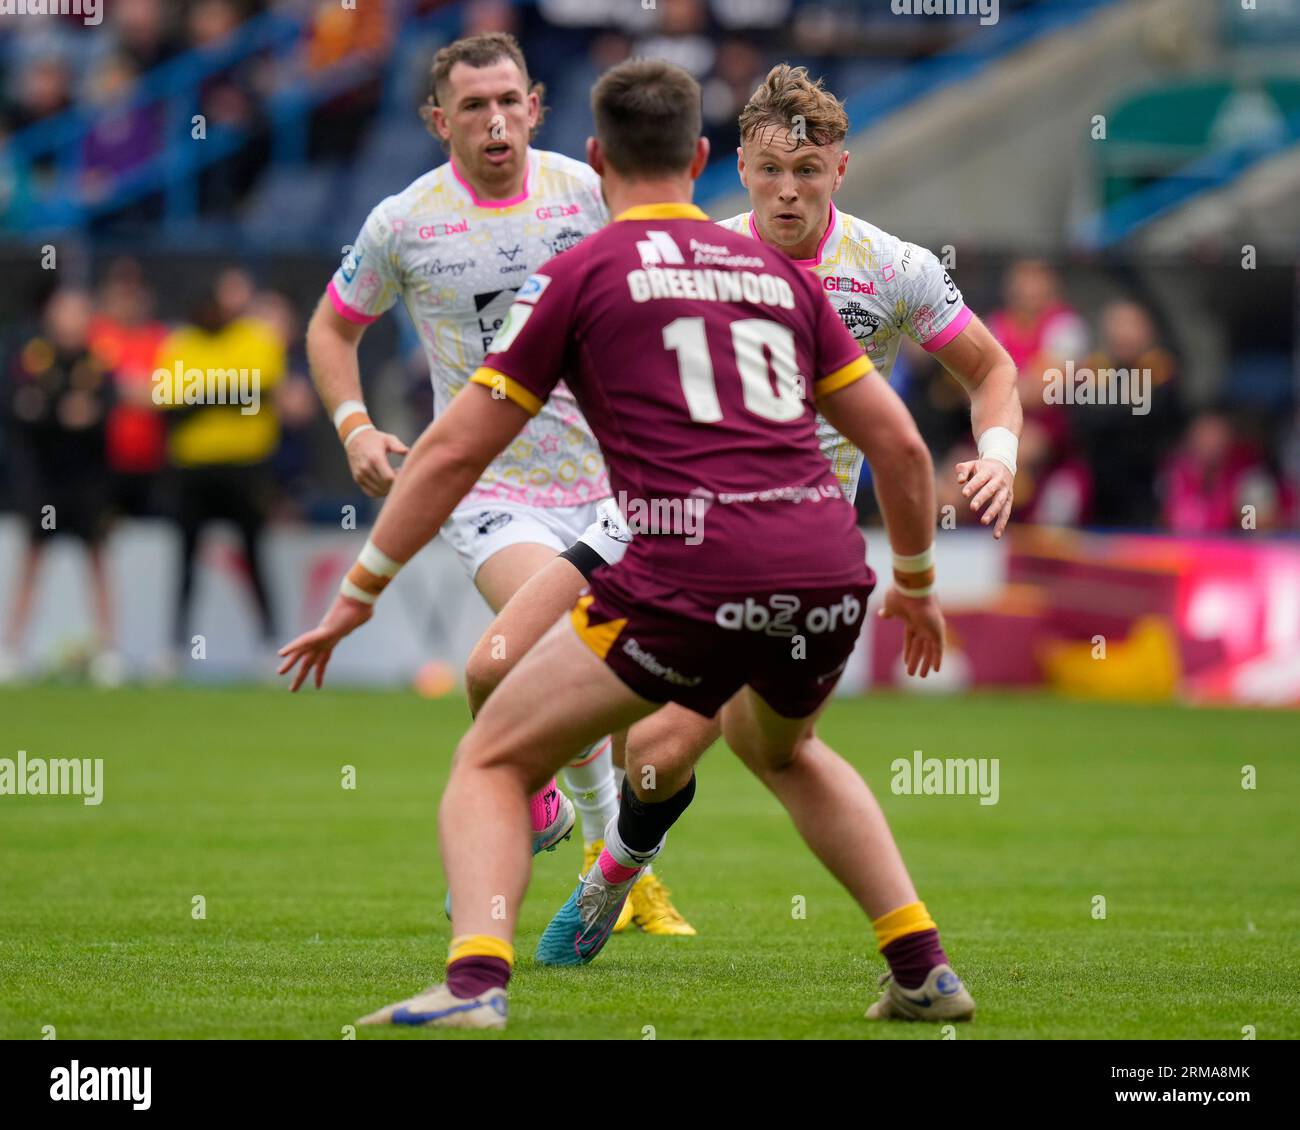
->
[535, 203, 580, 221]
[418, 219, 470, 239]
[689, 238, 764, 270]
[823, 275, 877, 295]
[714, 593, 862, 636]
[621, 637, 703, 687]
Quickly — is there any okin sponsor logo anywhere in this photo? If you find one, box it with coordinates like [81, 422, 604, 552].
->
[1043, 360, 1151, 416]
[152, 362, 260, 414]
[1, 750, 103, 806]
[891, 750, 999, 806]
[714, 593, 863, 637]
[613, 491, 706, 546]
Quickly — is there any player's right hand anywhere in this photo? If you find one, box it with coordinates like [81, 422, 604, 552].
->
[877, 588, 945, 678]
[277, 593, 373, 691]
[348, 429, 409, 497]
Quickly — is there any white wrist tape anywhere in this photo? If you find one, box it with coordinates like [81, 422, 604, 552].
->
[339, 538, 403, 605]
[332, 399, 368, 430]
[895, 581, 935, 598]
[342, 422, 375, 449]
[977, 426, 1018, 476]
[358, 538, 401, 578]
[892, 546, 934, 575]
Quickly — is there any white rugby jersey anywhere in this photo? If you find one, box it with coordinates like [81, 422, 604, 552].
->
[329, 148, 611, 508]
[718, 203, 971, 498]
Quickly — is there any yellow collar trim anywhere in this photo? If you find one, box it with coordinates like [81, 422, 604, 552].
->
[614, 203, 710, 222]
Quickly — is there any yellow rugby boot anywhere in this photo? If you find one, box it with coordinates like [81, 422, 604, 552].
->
[628, 870, 696, 936]
[584, 840, 634, 933]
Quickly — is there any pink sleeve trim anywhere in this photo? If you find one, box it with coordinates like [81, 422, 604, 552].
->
[921, 304, 972, 353]
[327, 280, 380, 326]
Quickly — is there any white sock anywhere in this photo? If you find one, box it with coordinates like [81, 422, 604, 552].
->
[563, 737, 620, 843]
[603, 814, 664, 869]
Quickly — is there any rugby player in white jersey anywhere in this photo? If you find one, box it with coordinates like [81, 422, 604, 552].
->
[461, 64, 1022, 1016]
[302, 33, 691, 933]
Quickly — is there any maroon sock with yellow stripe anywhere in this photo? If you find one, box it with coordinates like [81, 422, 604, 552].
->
[872, 901, 949, 990]
[445, 935, 513, 998]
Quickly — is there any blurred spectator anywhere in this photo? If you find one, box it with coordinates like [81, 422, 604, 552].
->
[0, 119, 33, 231]
[111, 0, 184, 73]
[1160, 410, 1292, 533]
[635, 0, 717, 79]
[156, 274, 286, 659]
[87, 258, 170, 518]
[988, 259, 1088, 497]
[1073, 300, 1182, 527]
[252, 288, 323, 519]
[1, 289, 121, 684]
[189, 0, 272, 215]
[7, 56, 75, 133]
[81, 55, 164, 205]
[305, 0, 392, 160]
[702, 37, 766, 149]
[1013, 418, 1093, 526]
[989, 258, 1089, 392]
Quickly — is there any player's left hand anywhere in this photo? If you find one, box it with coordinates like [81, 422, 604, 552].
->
[955, 457, 1013, 538]
[277, 593, 373, 691]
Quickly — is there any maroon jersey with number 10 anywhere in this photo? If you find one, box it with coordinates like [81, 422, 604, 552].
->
[471, 202, 875, 595]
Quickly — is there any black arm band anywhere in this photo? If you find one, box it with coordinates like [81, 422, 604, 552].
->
[557, 539, 609, 581]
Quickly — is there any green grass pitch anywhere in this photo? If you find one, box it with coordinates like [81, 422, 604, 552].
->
[1, 685, 1296, 1040]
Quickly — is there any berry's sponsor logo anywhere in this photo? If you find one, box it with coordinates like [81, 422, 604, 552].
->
[714, 593, 862, 636]
[418, 219, 470, 239]
[412, 257, 474, 277]
[823, 275, 876, 295]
